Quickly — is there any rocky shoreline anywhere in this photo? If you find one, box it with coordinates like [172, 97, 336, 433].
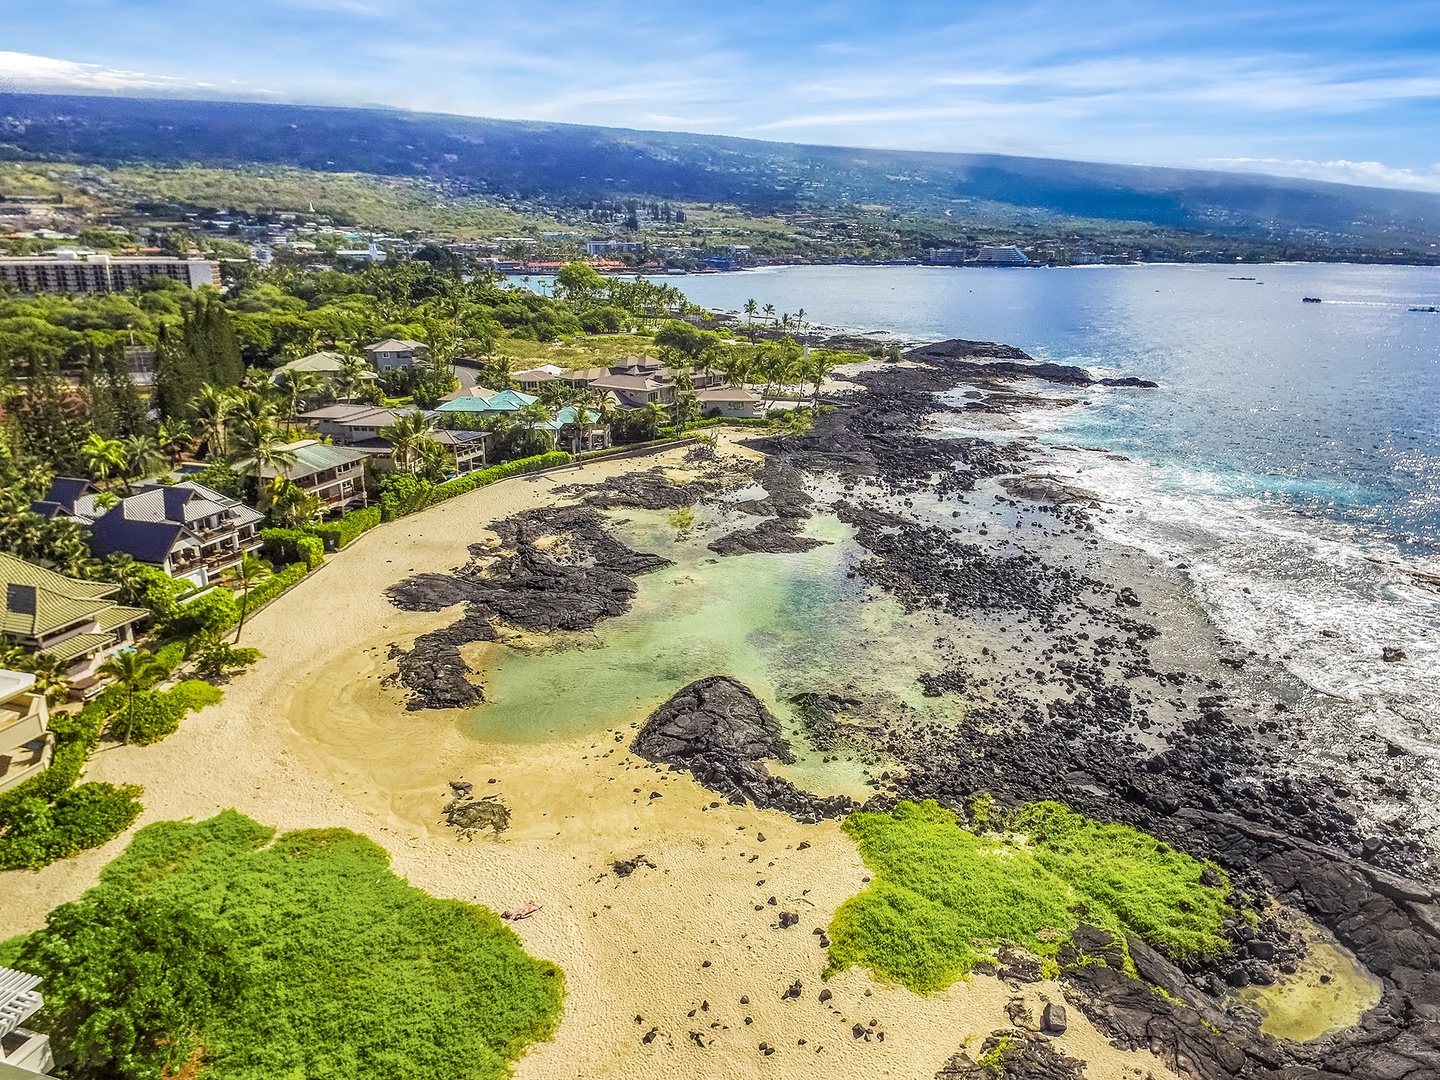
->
[736, 342, 1440, 1080]
[383, 342, 1440, 1078]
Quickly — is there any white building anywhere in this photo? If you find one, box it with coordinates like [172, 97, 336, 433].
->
[0, 250, 218, 294]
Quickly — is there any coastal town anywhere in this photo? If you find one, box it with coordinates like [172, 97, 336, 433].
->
[0, 103, 1437, 1080]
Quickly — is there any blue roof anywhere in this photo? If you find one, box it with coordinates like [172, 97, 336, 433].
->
[434, 389, 538, 413]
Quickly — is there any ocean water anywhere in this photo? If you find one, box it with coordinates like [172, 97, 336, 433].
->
[668, 264, 1440, 808]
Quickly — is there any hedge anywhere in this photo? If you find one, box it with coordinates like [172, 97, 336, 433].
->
[0, 694, 140, 871]
[429, 451, 572, 505]
[260, 528, 324, 570]
[311, 505, 381, 551]
[106, 680, 225, 746]
[239, 562, 309, 617]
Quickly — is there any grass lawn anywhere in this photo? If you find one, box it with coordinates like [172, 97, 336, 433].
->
[827, 799, 1231, 993]
[5, 811, 563, 1080]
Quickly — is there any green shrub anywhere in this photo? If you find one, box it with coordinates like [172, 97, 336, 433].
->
[260, 527, 324, 570]
[239, 561, 307, 613]
[165, 588, 240, 637]
[151, 639, 188, 670]
[379, 473, 435, 520]
[17, 811, 566, 1079]
[311, 505, 381, 550]
[104, 680, 224, 746]
[430, 451, 572, 504]
[826, 799, 1232, 993]
[0, 783, 144, 871]
[187, 634, 261, 679]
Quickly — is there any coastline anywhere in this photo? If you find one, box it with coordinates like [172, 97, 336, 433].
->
[4, 345, 1438, 1078]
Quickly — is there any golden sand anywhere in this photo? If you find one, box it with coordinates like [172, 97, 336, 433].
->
[0, 435, 1177, 1080]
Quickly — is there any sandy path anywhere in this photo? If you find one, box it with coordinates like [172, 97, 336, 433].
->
[1, 435, 1176, 1080]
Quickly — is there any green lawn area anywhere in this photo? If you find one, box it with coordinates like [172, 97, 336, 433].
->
[4, 811, 563, 1080]
[827, 799, 1231, 993]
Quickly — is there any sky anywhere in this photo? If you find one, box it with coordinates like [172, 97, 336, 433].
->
[2, 0, 1439, 191]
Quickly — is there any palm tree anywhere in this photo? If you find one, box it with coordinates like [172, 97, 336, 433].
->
[275, 368, 324, 426]
[23, 652, 73, 707]
[515, 400, 555, 448]
[335, 353, 372, 404]
[763, 303, 776, 323]
[157, 418, 192, 466]
[229, 389, 279, 439]
[380, 410, 435, 473]
[81, 434, 126, 490]
[103, 553, 147, 605]
[98, 648, 168, 744]
[120, 434, 166, 490]
[190, 385, 238, 460]
[228, 553, 272, 643]
[230, 419, 298, 505]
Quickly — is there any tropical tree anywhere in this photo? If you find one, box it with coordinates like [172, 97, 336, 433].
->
[515, 400, 555, 448]
[413, 439, 451, 483]
[22, 651, 73, 707]
[98, 648, 168, 744]
[380, 410, 436, 473]
[274, 368, 324, 426]
[335, 352, 372, 404]
[229, 420, 297, 505]
[266, 479, 323, 529]
[120, 435, 166, 489]
[81, 434, 127, 490]
[804, 350, 837, 411]
[190, 384, 238, 460]
[228, 553, 272, 643]
[102, 553, 147, 606]
[157, 418, 193, 466]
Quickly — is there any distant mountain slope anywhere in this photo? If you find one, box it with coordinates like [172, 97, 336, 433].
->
[2, 92, 1437, 246]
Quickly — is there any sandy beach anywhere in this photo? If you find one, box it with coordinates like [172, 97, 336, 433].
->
[0, 432, 1179, 1080]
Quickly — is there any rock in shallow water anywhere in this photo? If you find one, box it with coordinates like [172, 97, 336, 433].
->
[630, 675, 856, 823]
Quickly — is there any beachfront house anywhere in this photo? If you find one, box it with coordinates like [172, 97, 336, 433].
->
[264, 441, 369, 514]
[0, 669, 52, 796]
[0, 553, 147, 700]
[298, 405, 490, 476]
[363, 338, 426, 371]
[552, 406, 610, 453]
[587, 371, 677, 410]
[698, 386, 765, 418]
[35, 479, 265, 590]
[0, 966, 53, 1074]
[433, 387, 541, 417]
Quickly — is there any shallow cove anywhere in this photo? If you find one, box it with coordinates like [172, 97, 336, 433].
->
[462, 507, 959, 795]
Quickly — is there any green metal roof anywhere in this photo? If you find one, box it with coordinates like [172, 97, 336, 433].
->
[41, 632, 116, 663]
[0, 553, 121, 639]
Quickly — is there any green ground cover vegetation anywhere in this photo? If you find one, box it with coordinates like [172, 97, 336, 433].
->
[827, 798, 1232, 993]
[3, 810, 565, 1080]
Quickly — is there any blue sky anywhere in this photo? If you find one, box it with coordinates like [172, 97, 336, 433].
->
[3, 0, 1439, 190]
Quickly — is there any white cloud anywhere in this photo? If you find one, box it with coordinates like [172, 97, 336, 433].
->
[1206, 157, 1440, 193]
[0, 50, 191, 92]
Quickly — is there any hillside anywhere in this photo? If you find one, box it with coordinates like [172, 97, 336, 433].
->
[2, 93, 1438, 254]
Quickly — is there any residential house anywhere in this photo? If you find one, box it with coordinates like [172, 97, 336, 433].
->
[298, 405, 489, 477]
[0, 669, 51, 796]
[0, 965, 53, 1074]
[364, 338, 427, 371]
[0, 553, 147, 700]
[37, 479, 265, 590]
[552, 406, 610, 453]
[269, 351, 378, 390]
[299, 404, 412, 445]
[698, 386, 765, 418]
[263, 441, 369, 513]
[513, 364, 565, 393]
[423, 429, 490, 475]
[587, 372, 677, 410]
[432, 388, 540, 417]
